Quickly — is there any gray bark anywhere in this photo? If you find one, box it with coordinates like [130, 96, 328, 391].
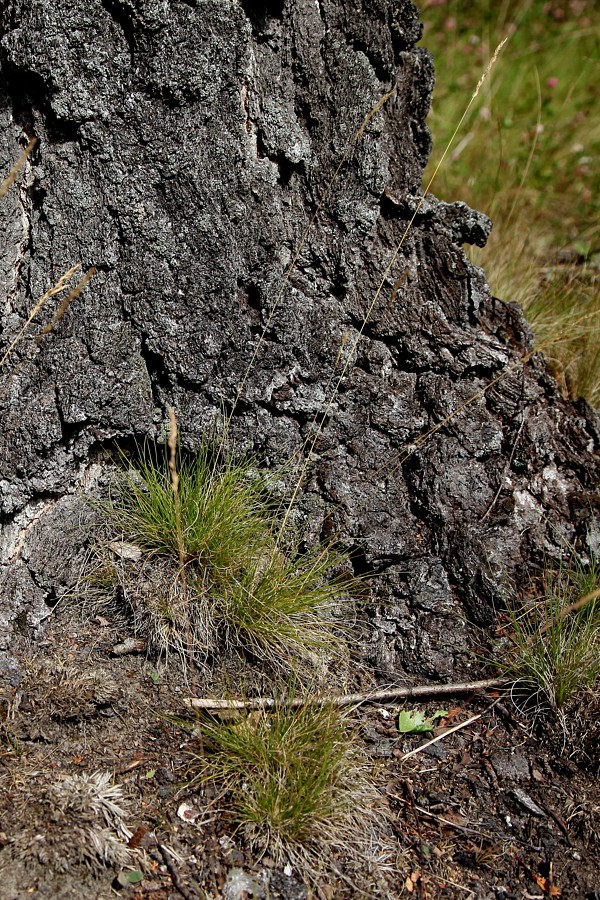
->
[0, 0, 598, 681]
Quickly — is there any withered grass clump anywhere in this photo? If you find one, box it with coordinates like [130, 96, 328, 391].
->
[5, 771, 132, 875]
[23, 659, 120, 722]
[88, 435, 353, 673]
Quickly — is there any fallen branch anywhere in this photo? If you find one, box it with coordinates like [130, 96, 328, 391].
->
[183, 677, 509, 711]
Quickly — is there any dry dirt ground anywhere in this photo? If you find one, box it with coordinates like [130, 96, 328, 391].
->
[0, 612, 599, 900]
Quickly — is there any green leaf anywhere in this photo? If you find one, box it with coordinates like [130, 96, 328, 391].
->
[117, 869, 144, 886]
[398, 708, 447, 734]
[145, 769, 156, 779]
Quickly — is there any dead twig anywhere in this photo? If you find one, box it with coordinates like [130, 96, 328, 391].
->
[183, 677, 509, 711]
[390, 792, 495, 841]
[157, 842, 202, 900]
[400, 707, 491, 762]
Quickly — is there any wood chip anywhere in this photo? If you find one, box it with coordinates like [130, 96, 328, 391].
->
[111, 637, 147, 656]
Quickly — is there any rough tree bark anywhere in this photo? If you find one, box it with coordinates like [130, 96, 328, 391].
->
[0, 0, 598, 682]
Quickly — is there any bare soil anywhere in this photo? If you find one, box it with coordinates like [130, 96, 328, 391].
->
[1, 612, 598, 900]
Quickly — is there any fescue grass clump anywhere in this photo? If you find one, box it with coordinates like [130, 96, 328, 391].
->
[498, 554, 600, 714]
[107, 439, 273, 572]
[89, 434, 353, 673]
[194, 699, 386, 874]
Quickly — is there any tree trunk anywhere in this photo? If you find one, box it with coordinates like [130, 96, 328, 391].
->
[0, 0, 598, 681]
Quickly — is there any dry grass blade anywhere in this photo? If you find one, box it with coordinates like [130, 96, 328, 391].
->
[1, 141, 96, 366]
[363, 304, 600, 490]
[167, 406, 180, 499]
[35, 266, 97, 341]
[0, 263, 90, 368]
[400, 703, 500, 762]
[0, 137, 37, 199]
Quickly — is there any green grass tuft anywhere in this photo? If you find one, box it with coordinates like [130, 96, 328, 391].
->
[89, 439, 353, 672]
[498, 554, 600, 713]
[108, 441, 274, 576]
[194, 699, 382, 869]
[221, 542, 352, 661]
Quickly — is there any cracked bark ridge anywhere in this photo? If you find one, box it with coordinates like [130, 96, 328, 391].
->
[0, 0, 598, 682]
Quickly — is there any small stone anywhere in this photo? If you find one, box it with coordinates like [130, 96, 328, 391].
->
[177, 801, 200, 822]
[111, 637, 147, 656]
[108, 540, 143, 561]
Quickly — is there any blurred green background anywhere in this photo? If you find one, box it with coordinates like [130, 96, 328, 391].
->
[416, 0, 599, 405]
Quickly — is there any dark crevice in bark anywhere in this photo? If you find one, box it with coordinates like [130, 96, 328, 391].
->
[54, 396, 89, 451]
[2, 69, 81, 145]
[347, 544, 375, 579]
[239, 0, 284, 34]
[138, 334, 173, 409]
[346, 37, 391, 84]
[99, 0, 137, 64]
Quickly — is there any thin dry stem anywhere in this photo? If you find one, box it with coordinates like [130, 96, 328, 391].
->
[370, 306, 600, 486]
[167, 406, 180, 501]
[276, 39, 509, 547]
[0, 137, 37, 199]
[166, 407, 195, 681]
[503, 68, 542, 233]
[35, 266, 97, 341]
[0, 263, 82, 368]
[230, 86, 397, 417]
